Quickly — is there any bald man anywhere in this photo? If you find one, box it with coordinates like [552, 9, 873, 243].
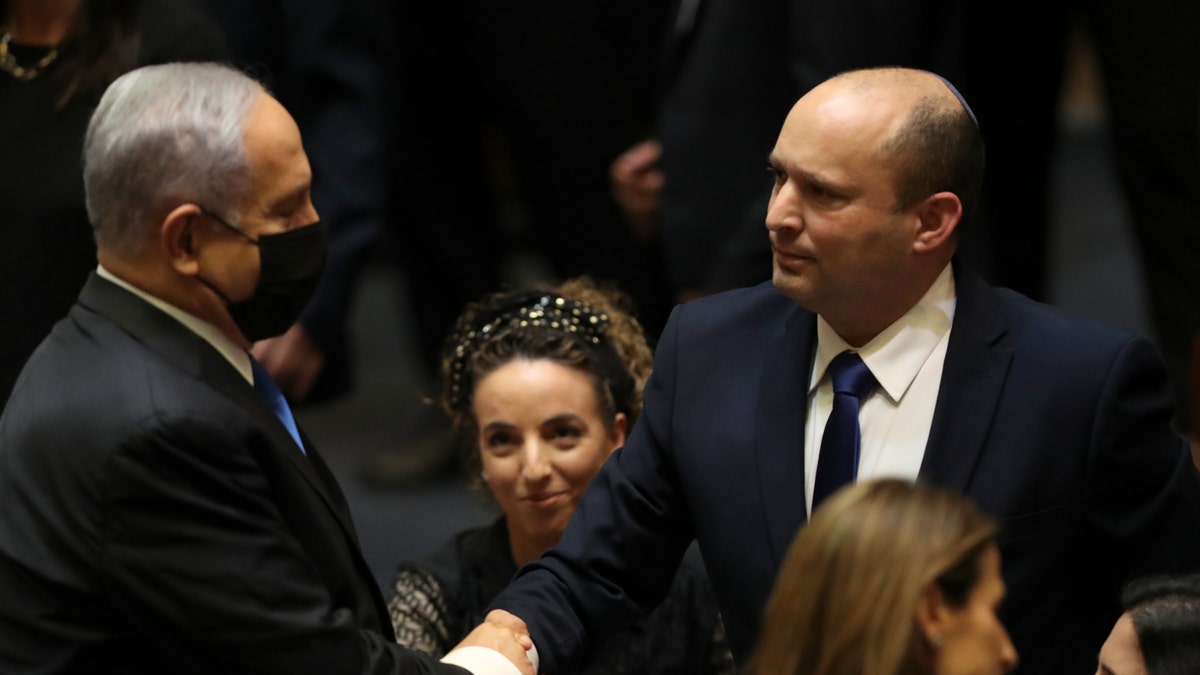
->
[460, 68, 1200, 675]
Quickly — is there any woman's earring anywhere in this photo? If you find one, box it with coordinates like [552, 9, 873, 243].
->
[479, 470, 488, 482]
[928, 632, 944, 647]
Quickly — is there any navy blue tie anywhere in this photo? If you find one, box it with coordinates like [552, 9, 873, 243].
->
[249, 357, 306, 455]
[812, 351, 877, 510]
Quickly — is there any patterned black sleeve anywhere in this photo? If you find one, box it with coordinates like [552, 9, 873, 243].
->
[387, 565, 453, 658]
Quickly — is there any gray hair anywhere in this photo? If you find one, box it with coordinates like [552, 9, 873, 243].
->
[83, 62, 265, 255]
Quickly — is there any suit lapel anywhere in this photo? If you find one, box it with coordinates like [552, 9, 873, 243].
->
[919, 264, 1012, 491]
[77, 274, 362, 545]
[298, 431, 391, 629]
[754, 304, 817, 565]
[301, 433, 360, 545]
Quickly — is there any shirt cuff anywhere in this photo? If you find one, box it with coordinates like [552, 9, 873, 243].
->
[440, 644, 540, 675]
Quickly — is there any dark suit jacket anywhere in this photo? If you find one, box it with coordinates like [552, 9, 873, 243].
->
[0, 274, 463, 674]
[494, 263, 1200, 675]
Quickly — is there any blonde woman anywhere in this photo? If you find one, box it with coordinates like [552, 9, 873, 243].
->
[749, 479, 1018, 675]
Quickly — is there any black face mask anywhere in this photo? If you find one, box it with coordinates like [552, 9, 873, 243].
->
[197, 210, 327, 342]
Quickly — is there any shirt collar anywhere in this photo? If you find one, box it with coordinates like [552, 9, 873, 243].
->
[809, 263, 957, 402]
[96, 265, 253, 384]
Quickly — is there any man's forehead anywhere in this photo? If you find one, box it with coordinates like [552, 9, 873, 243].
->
[783, 72, 951, 157]
[242, 94, 298, 139]
[238, 93, 311, 209]
[241, 96, 306, 161]
[783, 89, 901, 152]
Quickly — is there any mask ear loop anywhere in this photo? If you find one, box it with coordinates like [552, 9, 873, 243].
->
[190, 208, 248, 305]
[198, 206, 259, 244]
[195, 274, 237, 305]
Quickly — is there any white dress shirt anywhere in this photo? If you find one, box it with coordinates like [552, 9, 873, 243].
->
[96, 265, 253, 384]
[804, 263, 957, 515]
[442, 645, 535, 675]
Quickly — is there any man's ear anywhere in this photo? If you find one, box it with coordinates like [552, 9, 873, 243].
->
[912, 191, 962, 255]
[161, 203, 203, 275]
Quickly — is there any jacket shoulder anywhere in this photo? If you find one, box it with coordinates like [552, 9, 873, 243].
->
[673, 281, 800, 331]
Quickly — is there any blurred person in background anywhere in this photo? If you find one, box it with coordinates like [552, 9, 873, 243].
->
[748, 478, 1017, 675]
[960, 1, 1200, 433]
[387, 277, 732, 674]
[0, 0, 228, 411]
[611, 0, 968, 304]
[352, 0, 678, 486]
[199, 0, 391, 405]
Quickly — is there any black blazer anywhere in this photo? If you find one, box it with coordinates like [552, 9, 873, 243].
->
[495, 263, 1200, 675]
[0, 274, 463, 674]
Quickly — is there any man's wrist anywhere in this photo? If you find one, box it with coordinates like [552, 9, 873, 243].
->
[441, 645, 535, 675]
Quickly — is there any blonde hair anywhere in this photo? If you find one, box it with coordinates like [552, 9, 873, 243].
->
[748, 479, 997, 675]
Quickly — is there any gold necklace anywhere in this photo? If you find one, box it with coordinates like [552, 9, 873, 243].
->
[0, 32, 60, 81]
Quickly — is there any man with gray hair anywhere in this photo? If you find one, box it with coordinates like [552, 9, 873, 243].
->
[0, 62, 532, 675]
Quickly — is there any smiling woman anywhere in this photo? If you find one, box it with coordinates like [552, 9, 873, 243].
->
[472, 358, 624, 567]
[385, 277, 734, 674]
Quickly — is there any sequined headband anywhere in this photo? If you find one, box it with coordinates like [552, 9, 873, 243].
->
[444, 291, 612, 413]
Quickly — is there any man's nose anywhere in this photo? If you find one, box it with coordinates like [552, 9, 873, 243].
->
[765, 184, 801, 232]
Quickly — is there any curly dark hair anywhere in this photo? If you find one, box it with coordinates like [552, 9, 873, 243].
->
[438, 276, 653, 483]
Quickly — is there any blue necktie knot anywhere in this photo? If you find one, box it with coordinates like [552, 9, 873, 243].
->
[827, 351, 877, 400]
[249, 357, 306, 455]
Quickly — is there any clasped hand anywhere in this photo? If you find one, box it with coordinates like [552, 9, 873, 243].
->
[449, 609, 536, 675]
